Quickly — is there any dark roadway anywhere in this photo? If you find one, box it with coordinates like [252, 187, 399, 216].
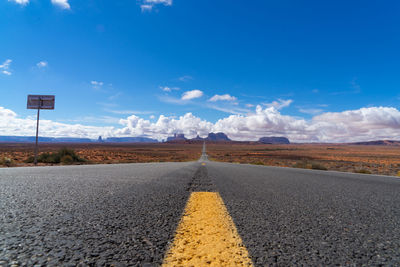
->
[1, 157, 400, 266]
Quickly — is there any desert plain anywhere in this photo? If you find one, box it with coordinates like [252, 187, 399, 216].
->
[1, 142, 400, 176]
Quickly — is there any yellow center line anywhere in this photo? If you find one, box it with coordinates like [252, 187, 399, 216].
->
[162, 192, 253, 266]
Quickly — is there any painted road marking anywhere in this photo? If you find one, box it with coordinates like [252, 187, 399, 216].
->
[162, 192, 253, 266]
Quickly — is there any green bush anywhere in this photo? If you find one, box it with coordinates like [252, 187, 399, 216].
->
[253, 161, 264, 165]
[38, 152, 60, 163]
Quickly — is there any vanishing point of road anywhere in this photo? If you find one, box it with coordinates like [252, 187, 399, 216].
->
[1, 145, 400, 266]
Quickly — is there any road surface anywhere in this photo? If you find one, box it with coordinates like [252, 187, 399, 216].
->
[1, 152, 400, 266]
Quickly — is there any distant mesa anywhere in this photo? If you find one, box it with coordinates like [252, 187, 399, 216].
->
[204, 132, 231, 141]
[352, 140, 400, 146]
[258, 136, 290, 144]
[166, 132, 231, 143]
[192, 135, 204, 141]
[105, 137, 158, 143]
[166, 133, 187, 142]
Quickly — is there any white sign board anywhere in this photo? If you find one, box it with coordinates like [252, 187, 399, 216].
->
[27, 95, 55, 110]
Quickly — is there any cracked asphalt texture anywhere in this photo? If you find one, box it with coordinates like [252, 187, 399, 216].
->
[1, 158, 400, 266]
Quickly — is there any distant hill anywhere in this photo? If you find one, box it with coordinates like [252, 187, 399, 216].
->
[105, 137, 158, 143]
[351, 140, 400, 146]
[258, 136, 290, 144]
[0, 136, 92, 143]
[0, 136, 158, 143]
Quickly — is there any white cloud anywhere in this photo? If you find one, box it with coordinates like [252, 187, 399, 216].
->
[158, 95, 189, 105]
[51, 0, 70, 9]
[245, 104, 255, 108]
[0, 59, 12, 76]
[160, 86, 179, 92]
[3, 105, 400, 143]
[91, 81, 104, 90]
[36, 61, 48, 68]
[178, 75, 193, 82]
[115, 106, 400, 142]
[0, 107, 17, 117]
[141, 4, 153, 11]
[299, 108, 324, 115]
[116, 113, 213, 140]
[208, 94, 237, 102]
[108, 92, 122, 101]
[145, 0, 172, 4]
[264, 99, 293, 110]
[104, 109, 154, 115]
[140, 0, 172, 12]
[310, 107, 400, 142]
[181, 90, 203, 100]
[0, 107, 114, 139]
[8, 0, 29, 5]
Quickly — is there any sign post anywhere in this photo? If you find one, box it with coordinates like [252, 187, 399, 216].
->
[27, 95, 55, 165]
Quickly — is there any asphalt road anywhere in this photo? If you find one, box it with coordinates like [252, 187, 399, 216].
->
[1, 158, 400, 266]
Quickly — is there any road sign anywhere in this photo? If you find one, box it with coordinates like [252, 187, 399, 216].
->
[27, 95, 55, 110]
[27, 95, 56, 165]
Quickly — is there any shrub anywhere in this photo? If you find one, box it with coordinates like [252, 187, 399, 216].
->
[354, 169, 372, 174]
[293, 160, 327, 171]
[254, 161, 264, 165]
[38, 152, 60, 163]
[1, 157, 13, 167]
[311, 163, 328, 170]
[293, 160, 311, 169]
[397, 171, 400, 177]
[61, 155, 74, 165]
[25, 148, 86, 164]
[24, 156, 34, 163]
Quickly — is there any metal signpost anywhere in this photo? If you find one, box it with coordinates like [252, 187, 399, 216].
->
[27, 95, 55, 165]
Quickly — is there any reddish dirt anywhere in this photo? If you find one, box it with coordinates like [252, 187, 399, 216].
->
[1, 142, 400, 176]
[0, 143, 202, 167]
[206, 143, 400, 176]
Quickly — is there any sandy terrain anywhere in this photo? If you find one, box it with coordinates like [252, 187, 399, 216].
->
[1, 142, 400, 176]
[206, 143, 400, 176]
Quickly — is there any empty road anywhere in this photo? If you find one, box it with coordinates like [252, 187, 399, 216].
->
[1, 153, 400, 266]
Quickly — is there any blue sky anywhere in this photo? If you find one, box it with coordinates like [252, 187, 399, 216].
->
[1, 0, 400, 142]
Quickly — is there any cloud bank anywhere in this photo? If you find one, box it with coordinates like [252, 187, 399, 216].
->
[2, 106, 400, 143]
